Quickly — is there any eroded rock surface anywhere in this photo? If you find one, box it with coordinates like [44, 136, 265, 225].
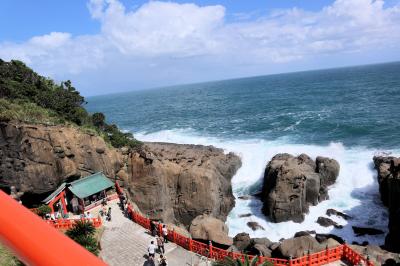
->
[0, 122, 241, 228]
[373, 155, 400, 252]
[189, 215, 233, 246]
[123, 142, 241, 226]
[0, 122, 122, 195]
[261, 153, 339, 223]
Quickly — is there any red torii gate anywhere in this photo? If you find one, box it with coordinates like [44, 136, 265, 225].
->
[48, 190, 68, 214]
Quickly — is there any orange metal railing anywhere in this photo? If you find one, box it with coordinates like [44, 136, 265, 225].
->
[0, 190, 107, 266]
[116, 181, 373, 266]
[45, 217, 103, 230]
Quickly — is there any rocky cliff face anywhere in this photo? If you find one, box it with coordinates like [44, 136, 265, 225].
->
[261, 153, 339, 223]
[121, 142, 241, 227]
[373, 155, 400, 252]
[0, 122, 241, 227]
[0, 122, 123, 196]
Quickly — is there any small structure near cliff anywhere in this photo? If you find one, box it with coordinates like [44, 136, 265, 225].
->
[373, 155, 400, 253]
[42, 172, 115, 215]
[261, 153, 339, 223]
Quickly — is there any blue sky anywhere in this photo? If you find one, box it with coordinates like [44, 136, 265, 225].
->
[1, 0, 400, 95]
[1, 1, 338, 41]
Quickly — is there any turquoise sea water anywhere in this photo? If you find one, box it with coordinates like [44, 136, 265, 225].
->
[87, 62, 400, 244]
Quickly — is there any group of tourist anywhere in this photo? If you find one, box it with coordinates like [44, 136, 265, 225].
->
[147, 221, 169, 265]
[117, 189, 168, 265]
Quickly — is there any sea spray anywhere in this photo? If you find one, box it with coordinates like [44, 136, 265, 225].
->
[136, 129, 397, 245]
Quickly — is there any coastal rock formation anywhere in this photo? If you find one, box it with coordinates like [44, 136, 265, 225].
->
[261, 153, 339, 223]
[276, 235, 340, 259]
[0, 122, 122, 197]
[232, 233, 273, 257]
[373, 155, 400, 252]
[0, 121, 241, 228]
[317, 217, 343, 229]
[189, 215, 233, 246]
[326, 209, 351, 220]
[123, 142, 241, 226]
[352, 226, 384, 237]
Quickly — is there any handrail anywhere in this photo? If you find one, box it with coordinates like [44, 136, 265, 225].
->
[117, 181, 373, 266]
[0, 190, 107, 266]
[45, 217, 103, 230]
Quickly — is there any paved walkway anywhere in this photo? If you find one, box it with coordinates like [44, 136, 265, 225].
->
[99, 201, 210, 266]
[99, 201, 347, 266]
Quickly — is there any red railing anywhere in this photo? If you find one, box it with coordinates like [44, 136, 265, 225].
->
[118, 181, 373, 266]
[45, 217, 102, 230]
[0, 190, 106, 266]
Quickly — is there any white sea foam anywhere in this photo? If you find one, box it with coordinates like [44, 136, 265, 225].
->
[136, 129, 398, 245]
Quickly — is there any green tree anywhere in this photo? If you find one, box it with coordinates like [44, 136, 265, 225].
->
[92, 112, 106, 129]
[36, 204, 52, 217]
[66, 220, 98, 255]
[212, 255, 273, 266]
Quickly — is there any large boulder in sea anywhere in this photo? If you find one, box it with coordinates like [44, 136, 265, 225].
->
[261, 153, 339, 223]
[189, 215, 233, 246]
[373, 155, 400, 252]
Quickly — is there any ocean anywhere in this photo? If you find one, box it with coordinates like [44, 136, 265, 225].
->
[87, 62, 400, 245]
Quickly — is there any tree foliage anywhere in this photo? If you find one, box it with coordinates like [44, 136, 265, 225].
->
[37, 204, 52, 217]
[66, 220, 99, 255]
[0, 59, 141, 149]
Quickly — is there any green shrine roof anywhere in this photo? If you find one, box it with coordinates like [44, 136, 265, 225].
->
[68, 172, 114, 199]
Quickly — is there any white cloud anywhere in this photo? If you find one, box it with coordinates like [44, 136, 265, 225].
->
[0, 0, 399, 95]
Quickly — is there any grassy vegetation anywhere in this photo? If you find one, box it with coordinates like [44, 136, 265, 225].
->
[0, 244, 23, 266]
[0, 98, 64, 125]
[0, 59, 141, 149]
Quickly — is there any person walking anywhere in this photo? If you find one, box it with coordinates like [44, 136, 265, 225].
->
[147, 241, 157, 261]
[158, 254, 168, 266]
[162, 225, 168, 243]
[106, 207, 112, 221]
[156, 235, 165, 254]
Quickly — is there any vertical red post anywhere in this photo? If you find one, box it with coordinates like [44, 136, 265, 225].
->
[172, 229, 176, 243]
[49, 201, 55, 214]
[308, 250, 311, 266]
[208, 241, 213, 259]
[289, 256, 293, 266]
[60, 191, 68, 215]
[325, 246, 329, 263]
[188, 238, 193, 252]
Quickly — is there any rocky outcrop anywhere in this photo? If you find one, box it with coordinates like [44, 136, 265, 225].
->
[276, 235, 340, 259]
[261, 153, 339, 223]
[373, 155, 400, 252]
[0, 122, 123, 197]
[352, 226, 384, 237]
[350, 244, 400, 266]
[232, 233, 273, 257]
[0, 121, 241, 227]
[123, 142, 241, 226]
[189, 215, 233, 246]
[247, 221, 265, 231]
[317, 217, 343, 229]
[326, 209, 351, 220]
